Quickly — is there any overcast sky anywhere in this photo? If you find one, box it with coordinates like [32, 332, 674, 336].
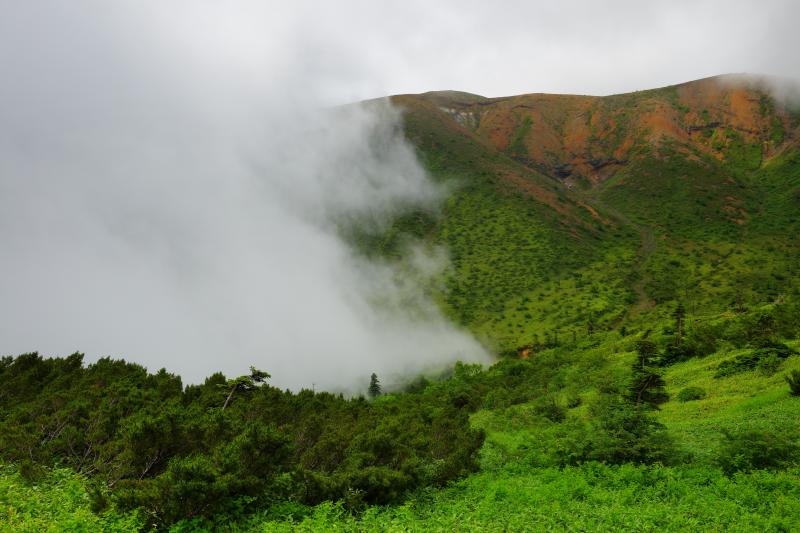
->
[3, 1, 796, 104]
[289, 0, 800, 101]
[0, 1, 797, 390]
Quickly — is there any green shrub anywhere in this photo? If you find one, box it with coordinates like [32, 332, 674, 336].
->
[569, 396, 676, 465]
[676, 386, 706, 402]
[756, 353, 783, 376]
[659, 343, 696, 366]
[532, 396, 566, 423]
[715, 341, 796, 378]
[716, 430, 799, 474]
[786, 370, 800, 396]
[565, 395, 582, 409]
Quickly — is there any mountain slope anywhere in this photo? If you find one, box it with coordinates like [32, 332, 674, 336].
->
[408, 75, 798, 186]
[384, 74, 800, 351]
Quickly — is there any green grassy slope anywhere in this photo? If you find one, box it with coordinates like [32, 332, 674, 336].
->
[392, 93, 641, 349]
[381, 76, 800, 351]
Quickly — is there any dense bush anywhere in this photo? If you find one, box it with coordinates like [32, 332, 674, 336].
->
[659, 343, 695, 366]
[0, 353, 484, 528]
[716, 430, 799, 474]
[532, 396, 567, 423]
[658, 322, 721, 366]
[583, 396, 675, 465]
[7, 462, 800, 532]
[555, 346, 675, 466]
[715, 341, 796, 378]
[676, 386, 706, 402]
[787, 370, 800, 396]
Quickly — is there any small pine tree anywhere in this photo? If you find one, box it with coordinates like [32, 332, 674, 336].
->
[368, 373, 382, 399]
[629, 341, 668, 409]
[635, 340, 659, 367]
[222, 367, 270, 409]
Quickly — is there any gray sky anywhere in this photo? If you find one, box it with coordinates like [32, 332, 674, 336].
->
[293, 0, 800, 101]
[126, 0, 800, 101]
[0, 1, 797, 390]
[3, 1, 794, 104]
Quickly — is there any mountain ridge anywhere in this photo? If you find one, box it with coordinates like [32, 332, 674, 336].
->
[371, 74, 800, 351]
[395, 74, 799, 189]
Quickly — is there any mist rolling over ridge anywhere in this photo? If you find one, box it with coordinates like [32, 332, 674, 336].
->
[0, 3, 489, 390]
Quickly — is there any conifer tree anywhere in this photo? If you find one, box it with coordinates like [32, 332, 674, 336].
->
[368, 373, 382, 398]
[222, 366, 270, 409]
[628, 340, 668, 409]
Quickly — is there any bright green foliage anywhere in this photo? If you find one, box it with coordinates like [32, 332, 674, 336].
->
[676, 386, 706, 402]
[0, 466, 143, 532]
[261, 465, 800, 532]
[7, 463, 800, 532]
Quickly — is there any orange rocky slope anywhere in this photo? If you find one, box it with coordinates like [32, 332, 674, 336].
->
[397, 75, 797, 188]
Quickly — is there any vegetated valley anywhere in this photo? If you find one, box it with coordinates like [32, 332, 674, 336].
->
[2, 75, 800, 531]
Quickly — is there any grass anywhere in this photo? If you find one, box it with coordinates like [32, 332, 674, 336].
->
[0, 466, 143, 532]
[436, 183, 635, 345]
[245, 465, 800, 532]
[10, 467, 799, 532]
[658, 340, 800, 463]
[5, 463, 798, 532]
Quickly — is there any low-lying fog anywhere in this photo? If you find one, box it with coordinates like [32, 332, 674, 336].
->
[0, 3, 490, 391]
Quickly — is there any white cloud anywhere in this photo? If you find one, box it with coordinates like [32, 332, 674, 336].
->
[0, 3, 490, 391]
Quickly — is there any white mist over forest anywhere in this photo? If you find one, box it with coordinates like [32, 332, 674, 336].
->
[0, 3, 489, 390]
